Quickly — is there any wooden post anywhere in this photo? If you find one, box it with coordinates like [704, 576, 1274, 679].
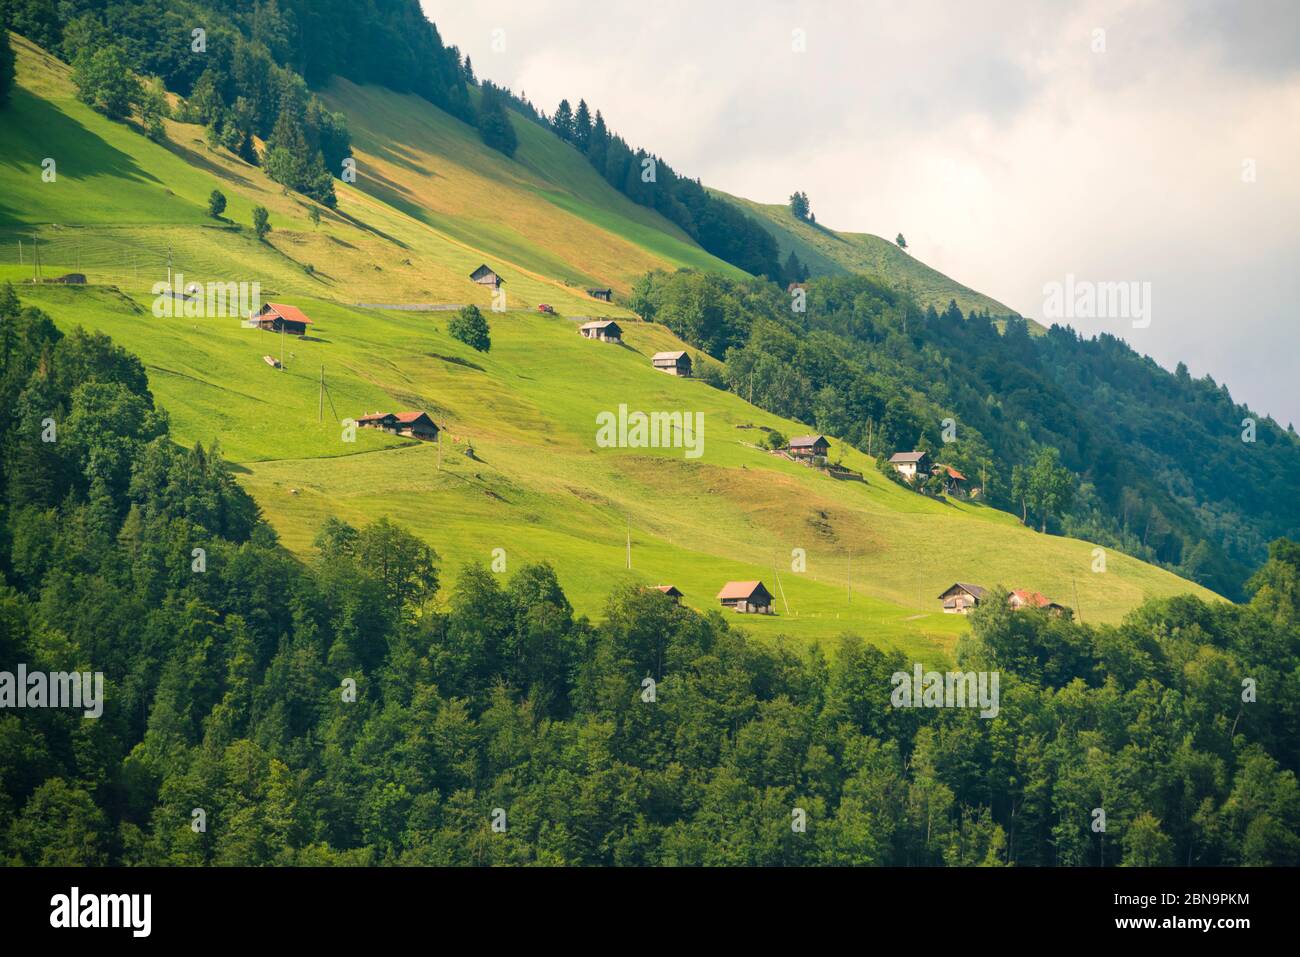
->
[318, 365, 324, 421]
[626, 516, 631, 570]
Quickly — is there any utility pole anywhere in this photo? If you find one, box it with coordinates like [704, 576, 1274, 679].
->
[847, 555, 852, 604]
[318, 366, 324, 421]
[167, 244, 173, 287]
[437, 429, 442, 470]
[625, 515, 632, 569]
[1072, 575, 1082, 624]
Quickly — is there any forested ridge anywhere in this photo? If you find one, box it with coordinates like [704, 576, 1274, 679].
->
[1, 286, 1298, 867]
[629, 270, 1300, 600]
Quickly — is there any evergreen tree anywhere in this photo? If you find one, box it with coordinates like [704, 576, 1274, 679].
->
[552, 98, 574, 142]
[477, 84, 517, 158]
[573, 99, 592, 151]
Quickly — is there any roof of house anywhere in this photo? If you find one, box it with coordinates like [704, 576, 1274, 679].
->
[469, 264, 502, 281]
[587, 287, 612, 294]
[717, 580, 771, 601]
[653, 351, 689, 361]
[393, 411, 436, 426]
[890, 451, 929, 463]
[789, 434, 829, 448]
[938, 582, 987, 600]
[1011, 589, 1055, 608]
[581, 320, 621, 330]
[263, 302, 313, 325]
[654, 585, 683, 597]
[940, 465, 968, 481]
[356, 412, 394, 423]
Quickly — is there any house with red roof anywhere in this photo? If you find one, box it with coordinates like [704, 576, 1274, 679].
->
[356, 411, 439, 441]
[252, 302, 313, 336]
[716, 580, 774, 614]
[1009, 589, 1069, 616]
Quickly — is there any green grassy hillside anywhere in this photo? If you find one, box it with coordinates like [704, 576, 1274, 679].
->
[712, 188, 1019, 318]
[1, 34, 1221, 659]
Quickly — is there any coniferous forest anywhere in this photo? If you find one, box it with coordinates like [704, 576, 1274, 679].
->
[2, 286, 1298, 867]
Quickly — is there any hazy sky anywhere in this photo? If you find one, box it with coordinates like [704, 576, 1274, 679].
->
[425, 0, 1300, 425]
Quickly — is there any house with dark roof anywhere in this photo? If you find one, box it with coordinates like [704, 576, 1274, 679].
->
[587, 288, 613, 302]
[717, 580, 774, 614]
[889, 450, 932, 481]
[938, 582, 986, 614]
[789, 435, 831, 463]
[580, 320, 622, 342]
[469, 264, 503, 289]
[253, 302, 313, 336]
[652, 351, 692, 376]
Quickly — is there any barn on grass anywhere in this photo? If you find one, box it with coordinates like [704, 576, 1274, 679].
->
[252, 302, 313, 336]
[717, 580, 774, 614]
[938, 582, 986, 614]
[469, 264, 504, 289]
[652, 351, 692, 376]
[580, 320, 622, 342]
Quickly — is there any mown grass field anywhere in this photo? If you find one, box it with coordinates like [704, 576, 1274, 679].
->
[2, 34, 1223, 658]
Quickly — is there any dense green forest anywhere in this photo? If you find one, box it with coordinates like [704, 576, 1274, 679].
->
[1, 285, 1298, 866]
[629, 269, 1300, 600]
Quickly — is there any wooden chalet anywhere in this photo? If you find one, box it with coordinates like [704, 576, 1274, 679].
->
[252, 302, 313, 336]
[580, 320, 622, 342]
[356, 410, 439, 441]
[717, 580, 774, 615]
[469, 264, 504, 289]
[938, 582, 986, 614]
[653, 585, 683, 603]
[889, 450, 932, 481]
[587, 288, 613, 302]
[652, 351, 692, 376]
[789, 434, 831, 463]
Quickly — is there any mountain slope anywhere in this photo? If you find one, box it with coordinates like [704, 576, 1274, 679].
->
[712, 188, 1018, 318]
[0, 34, 1222, 656]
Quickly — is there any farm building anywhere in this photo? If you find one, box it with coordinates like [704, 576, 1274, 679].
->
[789, 434, 831, 463]
[252, 302, 313, 336]
[717, 580, 774, 614]
[652, 351, 693, 376]
[889, 450, 932, 481]
[653, 585, 683, 602]
[587, 288, 613, 302]
[1009, 589, 1069, 616]
[52, 273, 87, 284]
[356, 411, 440, 441]
[934, 464, 968, 495]
[580, 320, 622, 342]
[469, 264, 504, 289]
[938, 582, 986, 614]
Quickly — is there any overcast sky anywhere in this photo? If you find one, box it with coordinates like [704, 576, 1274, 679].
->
[425, 0, 1300, 426]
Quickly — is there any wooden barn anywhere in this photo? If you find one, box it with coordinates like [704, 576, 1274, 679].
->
[717, 580, 774, 614]
[934, 464, 968, 495]
[252, 302, 313, 336]
[653, 585, 683, 603]
[587, 288, 613, 302]
[789, 434, 830, 463]
[652, 351, 692, 376]
[469, 264, 504, 289]
[580, 320, 622, 342]
[889, 450, 932, 481]
[938, 582, 986, 614]
[356, 410, 439, 441]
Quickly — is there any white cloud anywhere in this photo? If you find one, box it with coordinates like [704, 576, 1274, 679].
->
[425, 0, 1300, 424]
